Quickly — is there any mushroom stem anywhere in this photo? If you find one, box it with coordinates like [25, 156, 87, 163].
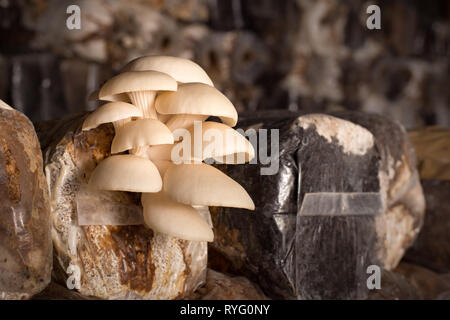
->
[127, 91, 157, 119]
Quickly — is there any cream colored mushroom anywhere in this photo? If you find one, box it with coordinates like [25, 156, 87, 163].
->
[99, 71, 177, 119]
[180, 121, 255, 164]
[89, 154, 162, 192]
[155, 83, 238, 132]
[142, 192, 213, 242]
[122, 55, 214, 86]
[163, 163, 254, 210]
[82, 102, 143, 131]
[111, 119, 174, 154]
[146, 122, 255, 164]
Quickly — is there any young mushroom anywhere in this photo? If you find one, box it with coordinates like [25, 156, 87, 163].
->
[122, 56, 215, 124]
[98, 71, 177, 119]
[110, 119, 173, 155]
[89, 155, 162, 193]
[82, 101, 142, 131]
[155, 83, 238, 133]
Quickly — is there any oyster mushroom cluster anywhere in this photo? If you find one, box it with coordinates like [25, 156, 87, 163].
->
[83, 56, 255, 242]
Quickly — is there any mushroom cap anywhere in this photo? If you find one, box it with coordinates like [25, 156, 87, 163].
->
[122, 55, 213, 86]
[155, 83, 238, 127]
[146, 122, 255, 163]
[184, 121, 255, 163]
[99, 71, 177, 99]
[82, 102, 143, 131]
[88, 89, 131, 103]
[142, 192, 214, 242]
[0, 99, 14, 110]
[89, 155, 162, 192]
[111, 119, 174, 153]
[163, 163, 255, 210]
[165, 114, 208, 132]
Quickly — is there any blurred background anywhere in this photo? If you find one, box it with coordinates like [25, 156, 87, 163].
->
[0, 0, 449, 129]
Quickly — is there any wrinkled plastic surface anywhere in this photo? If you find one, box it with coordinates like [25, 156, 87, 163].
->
[0, 108, 52, 299]
[211, 111, 381, 298]
[211, 110, 423, 299]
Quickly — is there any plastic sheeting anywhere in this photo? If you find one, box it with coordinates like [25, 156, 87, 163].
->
[296, 192, 383, 299]
[76, 185, 143, 226]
